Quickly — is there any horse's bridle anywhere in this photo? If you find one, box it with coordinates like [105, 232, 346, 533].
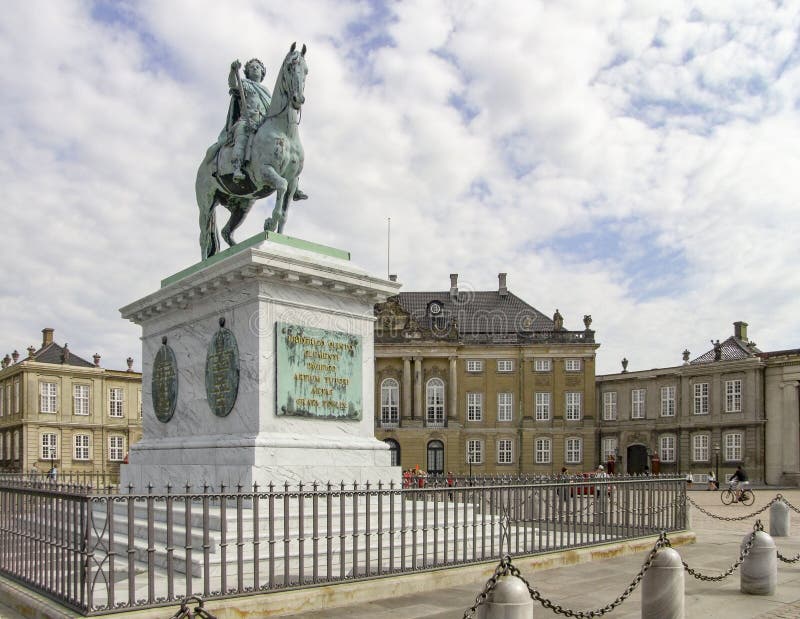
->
[263, 54, 303, 125]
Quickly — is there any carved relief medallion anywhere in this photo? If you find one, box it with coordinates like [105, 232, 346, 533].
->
[205, 317, 240, 417]
[152, 335, 178, 423]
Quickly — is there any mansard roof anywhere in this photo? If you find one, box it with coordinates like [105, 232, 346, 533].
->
[32, 342, 95, 368]
[691, 336, 760, 364]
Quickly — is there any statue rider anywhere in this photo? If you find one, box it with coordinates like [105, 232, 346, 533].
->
[227, 58, 307, 199]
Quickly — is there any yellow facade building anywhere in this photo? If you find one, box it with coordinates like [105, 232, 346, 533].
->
[0, 328, 142, 481]
[374, 274, 598, 476]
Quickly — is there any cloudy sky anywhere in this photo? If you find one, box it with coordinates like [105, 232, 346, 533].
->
[1, 0, 798, 375]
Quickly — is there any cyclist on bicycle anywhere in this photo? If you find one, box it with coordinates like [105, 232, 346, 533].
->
[730, 465, 749, 502]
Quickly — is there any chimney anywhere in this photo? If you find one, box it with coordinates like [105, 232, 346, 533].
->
[449, 273, 458, 300]
[734, 321, 748, 342]
[498, 273, 508, 297]
[388, 274, 397, 282]
[42, 328, 54, 347]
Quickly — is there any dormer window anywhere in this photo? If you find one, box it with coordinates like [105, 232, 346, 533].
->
[428, 301, 443, 316]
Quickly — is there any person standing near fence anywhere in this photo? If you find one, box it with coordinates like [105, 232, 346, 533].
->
[29, 463, 38, 480]
[707, 470, 718, 490]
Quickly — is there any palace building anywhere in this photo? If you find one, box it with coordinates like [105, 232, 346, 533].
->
[373, 273, 598, 476]
[0, 328, 142, 481]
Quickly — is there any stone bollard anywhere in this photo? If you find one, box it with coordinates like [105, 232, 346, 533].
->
[770, 500, 790, 537]
[483, 574, 534, 619]
[740, 530, 777, 595]
[641, 547, 685, 618]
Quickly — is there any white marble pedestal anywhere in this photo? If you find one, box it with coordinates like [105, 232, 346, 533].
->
[119, 232, 402, 491]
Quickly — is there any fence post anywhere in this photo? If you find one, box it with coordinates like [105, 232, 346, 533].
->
[740, 530, 777, 595]
[484, 574, 534, 618]
[769, 500, 790, 537]
[641, 547, 684, 618]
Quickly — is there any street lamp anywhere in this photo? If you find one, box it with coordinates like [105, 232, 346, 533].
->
[714, 443, 720, 487]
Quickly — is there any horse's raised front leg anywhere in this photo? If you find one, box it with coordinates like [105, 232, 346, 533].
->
[258, 166, 288, 232]
[221, 198, 255, 247]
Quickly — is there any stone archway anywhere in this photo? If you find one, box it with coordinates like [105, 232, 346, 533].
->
[627, 444, 648, 474]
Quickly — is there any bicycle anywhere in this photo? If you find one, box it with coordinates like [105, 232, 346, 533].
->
[720, 483, 755, 506]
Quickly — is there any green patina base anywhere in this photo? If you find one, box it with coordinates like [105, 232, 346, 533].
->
[162, 232, 350, 288]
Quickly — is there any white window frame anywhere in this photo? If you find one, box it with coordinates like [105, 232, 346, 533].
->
[497, 359, 514, 373]
[631, 389, 645, 419]
[497, 392, 513, 422]
[725, 380, 742, 412]
[40, 382, 57, 414]
[74, 434, 91, 461]
[565, 392, 582, 420]
[109, 388, 124, 418]
[467, 392, 483, 421]
[724, 432, 743, 461]
[466, 360, 483, 373]
[565, 437, 582, 464]
[603, 392, 617, 421]
[467, 439, 483, 464]
[693, 434, 709, 462]
[535, 437, 552, 464]
[660, 435, 676, 463]
[660, 386, 676, 417]
[73, 384, 90, 416]
[535, 392, 551, 421]
[426, 378, 445, 427]
[534, 358, 552, 372]
[602, 437, 618, 461]
[693, 382, 709, 415]
[565, 358, 582, 372]
[41, 432, 58, 460]
[497, 439, 513, 464]
[108, 435, 125, 462]
[380, 378, 399, 427]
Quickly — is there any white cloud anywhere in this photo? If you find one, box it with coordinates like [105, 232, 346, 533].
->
[0, 0, 798, 377]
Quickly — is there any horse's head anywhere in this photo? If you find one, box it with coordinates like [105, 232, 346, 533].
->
[281, 42, 308, 110]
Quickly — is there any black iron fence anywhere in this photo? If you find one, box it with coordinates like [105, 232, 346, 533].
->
[0, 474, 686, 615]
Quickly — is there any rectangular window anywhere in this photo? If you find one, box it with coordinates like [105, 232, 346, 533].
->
[534, 359, 552, 372]
[109, 388, 124, 417]
[13, 381, 19, 414]
[603, 392, 617, 421]
[565, 359, 581, 372]
[466, 360, 483, 373]
[467, 392, 483, 421]
[497, 360, 514, 373]
[660, 435, 676, 462]
[565, 438, 582, 464]
[12, 431, 18, 460]
[73, 385, 90, 416]
[40, 382, 57, 413]
[660, 386, 676, 417]
[497, 392, 513, 422]
[0, 386, 4, 417]
[497, 439, 513, 464]
[693, 383, 709, 415]
[41, 433, 57, 460]
[380, 379, 399, 426]
[725, 380, 742, 412]
[693, 434, 709, 462]
[74, 434, 90, 461]
[535, 438, 551, 463]
[4, 386, 9, 416]
[725, 433, 743, 461]
[631, 389, 646, 419]
[467, 439, 483, 464]
[602, 437, 618, 461]
[109, 435, 125, 462]
[535, 392, 551, 421]
[0, 433, 5, 459]
[565, 392, 582, 420]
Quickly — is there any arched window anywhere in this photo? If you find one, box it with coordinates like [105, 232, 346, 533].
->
[380, 378, 399, 426]
[383, 439, 400, 467]
[426, 378, 445, 426]
[427, 440, 444, 475]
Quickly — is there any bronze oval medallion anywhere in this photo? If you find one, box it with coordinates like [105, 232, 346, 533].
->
[152, 336, 178, 423]
[205, 318, 240, 417]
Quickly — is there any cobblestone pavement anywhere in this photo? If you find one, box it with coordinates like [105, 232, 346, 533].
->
[288, 489, 800, 619]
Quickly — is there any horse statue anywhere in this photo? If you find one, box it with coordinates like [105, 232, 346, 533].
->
[196, 43, 308, 260]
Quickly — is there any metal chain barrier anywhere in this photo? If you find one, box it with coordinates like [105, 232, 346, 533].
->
[686, 494, 779, 521]
[777, 550, 800, 564]
[776, 494, 800, 514]
[168, 595, 218, 619]
[463, 532, 672, 618]
[681, 520, 761, 581]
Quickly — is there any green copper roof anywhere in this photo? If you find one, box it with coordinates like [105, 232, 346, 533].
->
[161, 231, 350, 288]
